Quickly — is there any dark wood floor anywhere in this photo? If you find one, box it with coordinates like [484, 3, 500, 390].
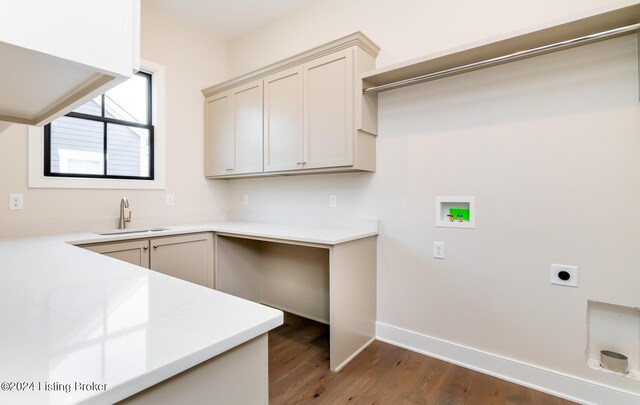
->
[269, 313, 576, 405]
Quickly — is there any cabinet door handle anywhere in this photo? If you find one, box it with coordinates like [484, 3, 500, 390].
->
[153, 245, 158, 249]
[143, 246, 148, 250]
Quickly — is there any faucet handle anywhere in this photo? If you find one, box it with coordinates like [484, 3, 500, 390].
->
[125, 211, 132, 223]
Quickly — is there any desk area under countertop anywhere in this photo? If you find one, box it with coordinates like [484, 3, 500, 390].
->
[210, 221, 378, 372]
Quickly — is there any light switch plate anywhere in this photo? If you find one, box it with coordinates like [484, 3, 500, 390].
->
[329, 194, 337, 208]
[243, 195, 249, 206]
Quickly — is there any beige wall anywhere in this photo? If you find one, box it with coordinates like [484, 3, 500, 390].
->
[225, 0, 640, 395]
[0, 1, 229, 238]
[228, 0, 623, 76]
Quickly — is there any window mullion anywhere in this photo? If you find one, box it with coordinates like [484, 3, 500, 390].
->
[43, 125, 51, 176]
[103, 122, 107, 176]
[65, 112, 151, 129]
[147, 73, 152, 125]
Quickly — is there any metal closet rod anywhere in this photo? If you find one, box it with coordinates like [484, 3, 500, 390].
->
[363, 22, 640, 94]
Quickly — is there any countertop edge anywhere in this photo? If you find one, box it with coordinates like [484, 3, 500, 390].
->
[96, 314, 283, 405]
[66, 221, 379, 247]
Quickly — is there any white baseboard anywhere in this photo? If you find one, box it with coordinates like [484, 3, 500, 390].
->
[376, 322, 640, 405]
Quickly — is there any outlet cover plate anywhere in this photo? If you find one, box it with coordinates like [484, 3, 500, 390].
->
[433, 241, 445, 259]
[9, 194, 24, 210]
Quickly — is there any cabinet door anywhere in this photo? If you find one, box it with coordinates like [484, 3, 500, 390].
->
[150, 233, 214, 288]
[205, 93, 233, 177]
[231, 80, 263, 175]
[264, 66, 303, 172]
[303, 48, 354, 169]
[83, 240, 150, 268]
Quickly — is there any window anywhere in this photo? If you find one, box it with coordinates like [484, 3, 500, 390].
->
[44, 71, 154, 180]
[29, 60, 165, 190]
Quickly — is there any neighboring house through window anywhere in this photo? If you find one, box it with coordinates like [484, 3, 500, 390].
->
[28, 60, 166, 190]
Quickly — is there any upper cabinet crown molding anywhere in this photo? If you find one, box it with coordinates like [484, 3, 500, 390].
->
[202, 31, 380, 97]
[0, 0, 140, 127]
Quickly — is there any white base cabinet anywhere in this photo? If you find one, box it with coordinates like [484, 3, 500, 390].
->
[83, 233, 214, 288]
[86, 239, 150, 268]
[149, 234, 214, 288]
[203, 32, 379, 179]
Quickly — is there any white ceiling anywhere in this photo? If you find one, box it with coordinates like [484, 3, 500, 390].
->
[145, 0, 316, 40]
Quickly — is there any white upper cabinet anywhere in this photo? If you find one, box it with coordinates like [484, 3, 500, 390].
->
[0, 0, 140, 127]
[302, 49, 354, 169]
[205, 93, 232, 177]
[202, 32, 380, 179]
[231, 80, 264, 175]
[206, 80, 264, 177]
[264, 66, 303, 172]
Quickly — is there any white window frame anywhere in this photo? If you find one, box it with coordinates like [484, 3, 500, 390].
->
[28, 59, 166, 190]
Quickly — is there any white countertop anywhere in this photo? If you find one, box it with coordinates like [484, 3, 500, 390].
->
[0, 221, 377, 404]
[0, 230, 283, 404]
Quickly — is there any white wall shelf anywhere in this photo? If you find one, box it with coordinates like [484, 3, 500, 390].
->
[361, 0, 640, 93]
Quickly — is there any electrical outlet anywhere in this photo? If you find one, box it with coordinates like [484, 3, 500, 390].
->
[433, 241, 445, 259]
[166, 194, 175, 206]
[550, 264, 578, 287]
[243, 195, 249, 206]
[329, 194, 337, 208]
[8, 194, 23, 210]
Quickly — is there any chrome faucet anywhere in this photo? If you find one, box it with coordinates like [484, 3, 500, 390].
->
[119, 197, 132, 229]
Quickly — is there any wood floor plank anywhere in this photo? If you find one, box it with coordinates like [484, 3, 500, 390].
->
[402, 356, 451, 403]
[269, 313, 578, 405]
[466, 369, 507, 405]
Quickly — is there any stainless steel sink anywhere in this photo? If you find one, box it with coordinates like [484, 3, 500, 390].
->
[95, 227, 170, 236]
